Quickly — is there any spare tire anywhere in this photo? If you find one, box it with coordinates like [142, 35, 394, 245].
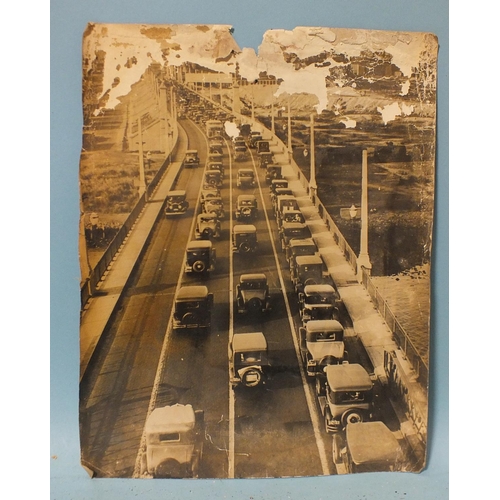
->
[239, 241, 251, 253]
[193, 260, 206, 273]
[341, 409, 364, 427]
[242, 368, 262, 387]
[304, 277, 318, 286]
[154, 458, 185, 479]
[247, 297, 262, 313]
[202, 227, 213, 238]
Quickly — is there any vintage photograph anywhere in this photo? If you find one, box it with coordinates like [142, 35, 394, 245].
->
[79, 23, 437, 479]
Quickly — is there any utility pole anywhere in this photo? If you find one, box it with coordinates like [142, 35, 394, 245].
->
[309, 113, 317, 200]
[357, 149, 372, 281]
[287, 95, 292, 159]
[271, 93, 275, 135]
[137, 110, 147, 200]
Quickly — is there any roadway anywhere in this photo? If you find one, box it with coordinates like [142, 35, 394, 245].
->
[80, 115, 404, 479]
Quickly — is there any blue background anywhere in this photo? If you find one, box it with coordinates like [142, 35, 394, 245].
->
[51, 1, 448, 498]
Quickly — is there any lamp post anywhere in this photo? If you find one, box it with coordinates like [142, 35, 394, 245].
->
[309, 113, 317, 201]
[357, 149, 372, 281]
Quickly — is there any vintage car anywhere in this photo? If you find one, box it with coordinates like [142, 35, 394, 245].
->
[172, 285, 214, 332]
[316, 363, 374, 433]
[259, 151, 274, 169]
[278, 209, 305, 228]
[298, 284, 340, 324]
[299, 319, 346, 377]
[209, 140, 223, 155]
[286, 237, 318, 266]
[269, 179, 289, 195]
[235, 273, 271, 314]
[279, 222, 312, 252]
[143, 403, 205, 478]
[232, 224, 258, 254]
[291, 254, 332, 293]
[248, 132, 262, 148]
[229, 332, 270, 388]
[332, 421, 402, 474]
[235, 194, 258, 222]
[233, 145, 248, 161]
[182, 150, 200, 168]
[265, 163, 283, 183]
[203, 196, 224, 219]
[207, 161, 224, 178]
[236, 168, 256, 188]
[207, 151, 223, 165]
[195, 213, 221, 240]
[256, 140, 270, 154]
[274, 194, 299, 219]
[204, 170, 223, 188]
[165, 190, 189, 216]
[184, 240, 216, 275]
[200, 187, 221, 208]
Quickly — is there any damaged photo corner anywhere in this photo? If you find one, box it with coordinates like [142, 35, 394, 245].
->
[79, 23, 436, 480]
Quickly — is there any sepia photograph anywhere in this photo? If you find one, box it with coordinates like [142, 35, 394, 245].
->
[78, 23, 437, 479]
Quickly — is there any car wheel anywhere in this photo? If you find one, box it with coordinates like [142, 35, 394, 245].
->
[324, 412, 332, 434]
[193, 260, 206, 273]
[341, 409, 364, 427]
[332, 434, 343, 464]
[315, 376, 326, 396]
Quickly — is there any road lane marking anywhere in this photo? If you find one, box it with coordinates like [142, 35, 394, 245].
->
[224, 136, 236, 478]
[133, 119, 210, 477]
[248, 149, 332, 476]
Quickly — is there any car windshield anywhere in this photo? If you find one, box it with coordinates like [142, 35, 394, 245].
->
[236, 351, 263, 364]
[186, 153, 197, 159]
[240, 172, 253, 177]
[306, 294, 333, 305]
[332, 390, 371, 404]
[240, 200, 254, 206]
[200, 217, 214, 223]
[313, 330, 340, 341]
[187, 249, 209, 257]
[241, 280, 266, 290]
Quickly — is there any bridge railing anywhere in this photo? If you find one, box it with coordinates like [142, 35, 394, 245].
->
[80, 113, 179, 310]
[363, 268, 429, 388]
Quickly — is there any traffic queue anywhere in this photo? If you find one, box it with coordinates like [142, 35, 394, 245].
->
[143, 91, 403, 478]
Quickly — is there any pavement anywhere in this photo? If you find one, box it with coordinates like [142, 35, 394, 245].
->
[79, 124, 186, 381]
[79, 121, 428, 468]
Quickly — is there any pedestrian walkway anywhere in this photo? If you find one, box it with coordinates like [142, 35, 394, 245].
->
[79, 126, 188, 381]
[266, 138, 428, 466]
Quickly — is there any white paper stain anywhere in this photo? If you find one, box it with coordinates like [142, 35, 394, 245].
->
[83, 23, 436, 115]
[377, 102, 415, 124]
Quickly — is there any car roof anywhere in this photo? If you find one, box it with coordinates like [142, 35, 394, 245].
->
[232, 332, 267, 351]
[237, 194, 256, 201]
[238, 168, 254, 173]
[145, 404, 195, 434]
[304, 284, 335, 295]
[197, 213, 218, 219]
[187, 240, 212, 249]
[186, 150, 198, 154]
[346, 422, 400, 465]
[240, 273, 267, 282]
[305, 319, 343, 332]
[296, 255, 323, 265]
[282, 222, 308, 229]
[176, 285, 209, 300]
[324, 363, 373, 391]
[290, 238, 315, 246]
[233, 224, 257, 233]
[167, 190, 186, 197]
